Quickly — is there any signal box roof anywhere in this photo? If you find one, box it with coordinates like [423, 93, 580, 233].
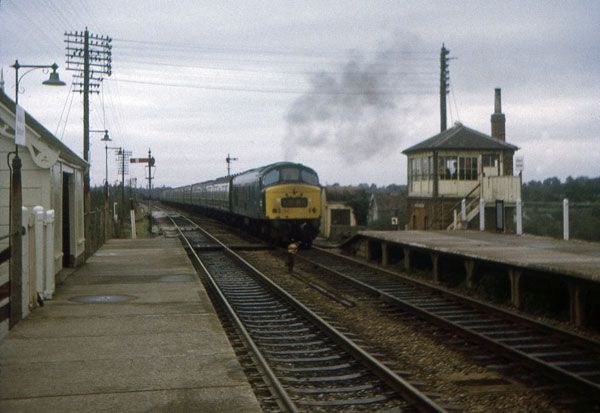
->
[402, 122, 518, 154]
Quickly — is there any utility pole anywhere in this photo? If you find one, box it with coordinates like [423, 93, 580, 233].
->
[226, 153, 238, 176]
[440, 44, 450, 132]
[65, 28, 112, 254]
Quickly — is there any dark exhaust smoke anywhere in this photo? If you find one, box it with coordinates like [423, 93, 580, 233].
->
[284, 37, 427, 164]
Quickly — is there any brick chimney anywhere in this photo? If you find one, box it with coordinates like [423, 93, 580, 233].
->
[491, 88, 506, 141]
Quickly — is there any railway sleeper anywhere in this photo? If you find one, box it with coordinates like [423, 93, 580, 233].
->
[264, 347, 333, 355]
[249, 328, 312, 335]
[281, 371, 366, 383]
[290, 383, 375, 394]
[275, 363, 355, 373]
[269, 354, 343, 363]
[297, 394, 390, 407]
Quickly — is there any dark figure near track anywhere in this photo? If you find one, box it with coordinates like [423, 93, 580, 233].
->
[287, 241, 299, 273]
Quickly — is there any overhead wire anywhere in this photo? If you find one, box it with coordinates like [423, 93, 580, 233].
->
[102, 79, 127, 144]
[9, 1, 61, 60]
[106, 76, 437, 95]
[54, 82, 75, 136]
[450, 78, 461, 123]
[115, 57, 438, 78]
[39, 0, 71, 29]
[59, 86, 77, 140]
[113, 37, 438, 60]
[78, 0, 104, 30]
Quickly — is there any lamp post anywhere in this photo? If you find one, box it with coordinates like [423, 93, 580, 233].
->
[9, 60, 65, 327]
[103, 143, 122, 239]
[91, 129, 111, 241]
[91, 129, 111, 183]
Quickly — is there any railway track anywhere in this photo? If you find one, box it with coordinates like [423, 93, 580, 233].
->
[297, 247, 600, 407]
[166, 212, 449, 412]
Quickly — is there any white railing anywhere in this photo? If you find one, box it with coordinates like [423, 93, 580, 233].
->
[22, 206, 56, 315]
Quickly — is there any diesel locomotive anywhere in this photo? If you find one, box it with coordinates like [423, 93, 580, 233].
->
[160, 162, 321, 244]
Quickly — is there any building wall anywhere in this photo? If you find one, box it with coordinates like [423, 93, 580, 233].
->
[406, 197, 462, 230]
[320, 200, 356, 239]
[0, 138, 9, 340]
[407, 196, 517, 232]
[0, 100, 86, 334]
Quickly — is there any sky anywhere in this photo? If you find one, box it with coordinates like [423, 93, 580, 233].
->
[1, 1, 599, 188]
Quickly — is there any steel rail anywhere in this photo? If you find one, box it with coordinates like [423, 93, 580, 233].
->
[299, 247, 600, 401]
[167, 214, 299, 413]
[177, 214, 447, 413]
[310, 246, 600, 352]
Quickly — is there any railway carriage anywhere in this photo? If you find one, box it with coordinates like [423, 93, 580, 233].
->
[161, 162, 321, 244]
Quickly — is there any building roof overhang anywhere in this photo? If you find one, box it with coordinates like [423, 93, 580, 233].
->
[402, 122, 519, 155]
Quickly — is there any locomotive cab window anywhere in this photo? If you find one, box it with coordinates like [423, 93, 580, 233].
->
[262, 170, 279, 187]
[281, 168, 300, 182]
[301, 170, 319, 185]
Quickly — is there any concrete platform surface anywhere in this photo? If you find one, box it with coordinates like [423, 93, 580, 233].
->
[358, 230, 600, 282]
[0, 238, 261, 412]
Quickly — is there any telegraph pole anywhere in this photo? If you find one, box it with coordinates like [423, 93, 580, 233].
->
[65, 29, 112, 254]
[440, 44, 450, 132]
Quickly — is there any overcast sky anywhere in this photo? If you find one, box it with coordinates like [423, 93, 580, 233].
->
[1, 1, 598, 188]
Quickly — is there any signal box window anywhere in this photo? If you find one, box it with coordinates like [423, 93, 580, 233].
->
[482, 154, 499, 167]
[439, 157, 458, 180]
[459, 157, 478, 180]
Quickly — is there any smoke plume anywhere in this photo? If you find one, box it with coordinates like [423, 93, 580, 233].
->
[284, 36, 428, 163]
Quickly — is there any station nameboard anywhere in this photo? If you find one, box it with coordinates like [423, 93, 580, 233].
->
[515, 156, 524, 172]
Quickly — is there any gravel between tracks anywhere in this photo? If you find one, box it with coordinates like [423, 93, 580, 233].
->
[240, 249, 568, 413]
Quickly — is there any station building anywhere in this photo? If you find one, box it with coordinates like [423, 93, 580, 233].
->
[403, 89, 521, 231]
[0, 88, 86, 335]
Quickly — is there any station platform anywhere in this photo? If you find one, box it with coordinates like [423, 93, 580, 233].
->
[345, 230, 600, 326]
[355, 230, 600, 282]
[0, 238, 261, 412]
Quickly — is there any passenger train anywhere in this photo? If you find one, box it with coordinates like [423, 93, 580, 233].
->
[160, 162, 321, 245]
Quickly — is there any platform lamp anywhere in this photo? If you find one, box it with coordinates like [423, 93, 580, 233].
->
[92, 129, 111, 241]
[99, 132, 122, 239]
[9, 60, 65, 327]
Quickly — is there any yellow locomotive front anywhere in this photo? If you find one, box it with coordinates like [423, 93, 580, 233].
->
[264, 183, 321, 221]
[260, 163, 321, 244]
